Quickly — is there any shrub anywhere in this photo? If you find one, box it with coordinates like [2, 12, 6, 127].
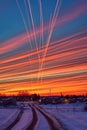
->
[84, 105, 87, 112]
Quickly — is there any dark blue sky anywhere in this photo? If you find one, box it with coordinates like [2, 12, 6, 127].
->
[0, 0, 87, 42]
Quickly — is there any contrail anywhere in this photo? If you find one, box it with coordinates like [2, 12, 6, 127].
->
[38, 0, 43, 49]
[24, 0, 32, 48]
[38, 0, 62, 79]
[28, 0, 40, 64]
[16, 0, 32, 49]
[16, 0, 33, 85]
[38, 0, 43, 82]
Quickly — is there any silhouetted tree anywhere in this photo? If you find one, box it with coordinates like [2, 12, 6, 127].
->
[31, 93, 40, 101]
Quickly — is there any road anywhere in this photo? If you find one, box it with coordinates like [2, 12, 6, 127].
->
[5, 102, 60, 130]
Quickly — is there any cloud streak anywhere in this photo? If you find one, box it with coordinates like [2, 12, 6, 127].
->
[0, 0, 87, 95]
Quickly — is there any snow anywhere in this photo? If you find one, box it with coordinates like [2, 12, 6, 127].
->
[35, 105, 60, 130]
[40, 103, 87, 130]
[0, 102, 87, 130]
[0, 102, 33, 130]
[0, 108, 20, 130]
[11, 110, 32, 130]
[11, 103, 32, 130]
[36, 109, 50, 130]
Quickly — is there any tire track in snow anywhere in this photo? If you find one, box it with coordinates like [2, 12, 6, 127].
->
[35, 109, 50, 130]
[26, 104, 38, 130]
[5, 108, 23, 130]
[29, 104, 60, 130]
[35, 105, 60, 130]
[11, 107, 32, 130]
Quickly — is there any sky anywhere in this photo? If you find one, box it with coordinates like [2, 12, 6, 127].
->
[0, 0, 87, 96]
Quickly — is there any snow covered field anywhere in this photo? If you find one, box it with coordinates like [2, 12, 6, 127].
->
[0, 103, 33, 130]
[0, 108, 20, 130]
[11, 104, 32, 130]
[0, 102, 87, 130]
[40, 103, 87, 130]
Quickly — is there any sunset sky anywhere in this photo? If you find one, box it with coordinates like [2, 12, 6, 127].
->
[0, 0, 87, 96]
